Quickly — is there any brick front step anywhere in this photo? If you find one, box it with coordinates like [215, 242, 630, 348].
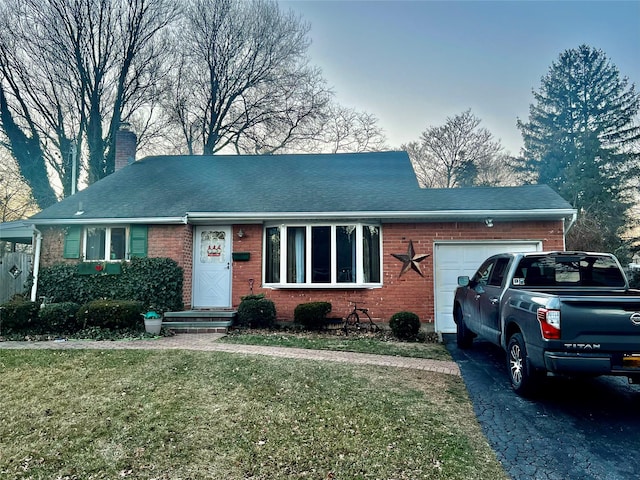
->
[162, 310, 236, 333]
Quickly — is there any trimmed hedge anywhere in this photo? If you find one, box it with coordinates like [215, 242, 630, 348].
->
[294, 302, 332, 330]
[36, 257, 183, 313]
[39, 302, 81, 334]
[1, 300, 80, 335]
[236, 294, 277, 328]
[0, 300, 40, 333]
[77, 300, 145, 330]
[389, 311, 421, 340]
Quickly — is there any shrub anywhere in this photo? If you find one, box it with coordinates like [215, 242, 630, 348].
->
[294, 302, 332, 330]
[236, 294, 276, 328]
[389, 311, 421, 340]
[77, 300, 145, 330]
[121, 257, 184, 312]
[0, 299, 40, 333]
[36, 257, 184, 313]
[38, 302, 81, 334]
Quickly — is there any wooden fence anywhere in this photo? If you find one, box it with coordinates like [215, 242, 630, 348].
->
[0, 252, 31, 303]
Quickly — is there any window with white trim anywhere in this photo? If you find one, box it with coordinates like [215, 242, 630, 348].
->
[264, 224, 381, 286]
[84, 226, 127, 261]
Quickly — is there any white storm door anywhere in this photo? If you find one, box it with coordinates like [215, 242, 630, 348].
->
[433, 241, 541, 334]
[193, 226, 232, 308]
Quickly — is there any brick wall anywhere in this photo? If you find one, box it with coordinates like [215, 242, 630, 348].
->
[39, 226, 74, 266]
[147, 224, 193, 307]
[228, 220, 566, 324]
[231, 224, 264, 303]
[38, 220, 566, 323]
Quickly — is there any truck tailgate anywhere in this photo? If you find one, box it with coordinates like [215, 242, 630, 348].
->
[560, 295, 640, 348]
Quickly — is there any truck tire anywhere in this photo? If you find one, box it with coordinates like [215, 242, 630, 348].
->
[455, 306, 473, 349]
[507, 333, 540, 396]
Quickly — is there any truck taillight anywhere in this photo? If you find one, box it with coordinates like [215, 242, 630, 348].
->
[537, 308, 561, 339]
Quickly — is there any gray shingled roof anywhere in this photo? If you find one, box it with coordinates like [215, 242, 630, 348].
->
[30, 151, 575, 223]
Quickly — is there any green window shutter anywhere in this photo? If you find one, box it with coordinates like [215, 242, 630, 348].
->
[63, 226, 82, 259]
[129, 225, 148, 258]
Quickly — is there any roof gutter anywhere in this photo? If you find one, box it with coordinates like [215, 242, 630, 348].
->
[30, 216, 189, 226]
[186, 208, 578, 222]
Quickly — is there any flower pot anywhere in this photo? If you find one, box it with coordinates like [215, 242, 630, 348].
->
[143, 311, 162, 335]
[144, 317, 162, 334]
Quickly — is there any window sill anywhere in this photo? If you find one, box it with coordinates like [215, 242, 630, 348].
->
[264, 283, 382, 290]
[82, 260, 126, 262]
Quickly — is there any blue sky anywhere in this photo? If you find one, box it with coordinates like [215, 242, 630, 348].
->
[281, 0, 640, 155]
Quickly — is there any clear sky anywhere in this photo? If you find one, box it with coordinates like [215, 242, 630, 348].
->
[280, 0, 640, 155]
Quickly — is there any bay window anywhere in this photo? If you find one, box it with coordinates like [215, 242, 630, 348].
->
[264, 223, 382, 286]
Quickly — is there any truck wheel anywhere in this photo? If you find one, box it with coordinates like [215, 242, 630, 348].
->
[455, 306, 473, 349]
[507, 333, 539, 396]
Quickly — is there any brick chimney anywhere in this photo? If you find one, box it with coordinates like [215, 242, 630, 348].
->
[115, 122, 137, 171]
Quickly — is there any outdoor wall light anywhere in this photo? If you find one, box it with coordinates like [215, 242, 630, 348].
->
[485, 218, 494, 228]
[237, 228, 245, 238]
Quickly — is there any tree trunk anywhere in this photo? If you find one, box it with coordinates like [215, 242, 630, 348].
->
[0, 87, 57, 209]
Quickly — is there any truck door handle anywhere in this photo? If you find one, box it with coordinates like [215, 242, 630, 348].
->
[490, 297, 499, 305]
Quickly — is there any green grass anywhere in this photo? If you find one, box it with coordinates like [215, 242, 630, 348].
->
[0, 349, 506, 479]
[220, 329, 453, 361]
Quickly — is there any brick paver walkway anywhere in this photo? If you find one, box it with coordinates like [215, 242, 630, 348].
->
[0, 334, 460, 376]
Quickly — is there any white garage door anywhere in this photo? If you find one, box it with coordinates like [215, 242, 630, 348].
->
[434, 241, 541, 333]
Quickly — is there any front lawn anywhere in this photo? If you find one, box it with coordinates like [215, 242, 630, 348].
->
[0, 349, 506, 479]
[220, 329, 452, 361]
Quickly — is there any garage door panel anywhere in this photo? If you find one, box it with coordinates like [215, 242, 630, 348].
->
[434, 242, 540, 333]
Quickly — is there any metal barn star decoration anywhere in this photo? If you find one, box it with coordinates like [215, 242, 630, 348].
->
[391, 240, 430, 277]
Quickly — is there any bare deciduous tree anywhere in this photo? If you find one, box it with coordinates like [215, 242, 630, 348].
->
[316, 103, 387, 153]
[403, 110, 509, 188]
[165, 0, 332, 155]
[273, 102, 387, 154]
[0, 0, 388, 208]
[0, 0, 178, 206]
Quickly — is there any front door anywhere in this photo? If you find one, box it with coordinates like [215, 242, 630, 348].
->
[192, 226, 232, 308]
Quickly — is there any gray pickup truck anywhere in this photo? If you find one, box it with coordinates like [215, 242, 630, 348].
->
[453, 251, 640, 395]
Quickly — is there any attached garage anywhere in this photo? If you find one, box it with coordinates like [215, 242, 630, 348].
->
[433, 241, 542, 333]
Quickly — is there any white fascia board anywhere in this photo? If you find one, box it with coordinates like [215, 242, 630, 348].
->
[186, 209, 577, 222]
[0, 220, 35, 242]
[30, 216, 188, 226]
[28, 209, 577, 226]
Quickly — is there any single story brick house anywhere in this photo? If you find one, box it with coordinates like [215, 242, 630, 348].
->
[25, 136, 576, 333]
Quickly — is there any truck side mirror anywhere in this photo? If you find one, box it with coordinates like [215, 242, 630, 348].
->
[458, 276, 470, 287]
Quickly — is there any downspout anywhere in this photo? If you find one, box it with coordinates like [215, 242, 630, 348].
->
[30, 227, 42, 302]
[563, 212, 578, 250]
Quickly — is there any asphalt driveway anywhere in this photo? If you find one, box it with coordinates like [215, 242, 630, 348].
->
[444, 336, 640, 480]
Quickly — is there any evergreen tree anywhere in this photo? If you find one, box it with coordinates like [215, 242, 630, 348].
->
[517, 45, 640, 259]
